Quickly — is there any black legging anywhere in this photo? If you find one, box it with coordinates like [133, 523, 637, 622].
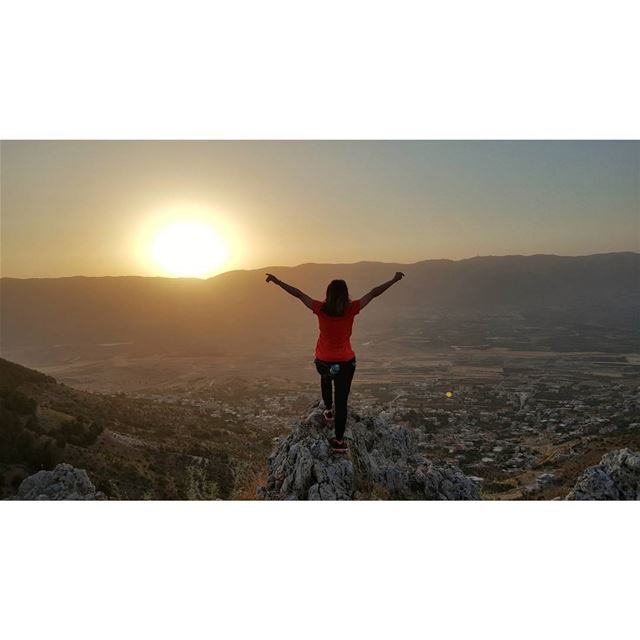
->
[314, 357, 356, 440]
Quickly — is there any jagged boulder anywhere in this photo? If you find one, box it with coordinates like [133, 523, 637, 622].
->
[258, 402, 481, 500]
[12, 463, 105, 500]
[565, 448, 640, 500]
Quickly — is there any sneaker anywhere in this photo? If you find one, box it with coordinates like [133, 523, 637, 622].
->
[323, 409, 334, 424]
[328, 437, 349, 453]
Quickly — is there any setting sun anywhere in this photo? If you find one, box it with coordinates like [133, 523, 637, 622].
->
[131, 202, 245, 278]
[151, 221, 228, 278]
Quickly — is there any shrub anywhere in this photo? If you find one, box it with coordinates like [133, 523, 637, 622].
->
[182, 465, 219, 500]
[11, 472, 26, 490]
[483, 481, 513, 493]
[2, 390, 37, 415]
[55, 418, 104, 447]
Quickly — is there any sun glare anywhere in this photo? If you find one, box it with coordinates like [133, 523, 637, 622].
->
[151, 221, 228, 278]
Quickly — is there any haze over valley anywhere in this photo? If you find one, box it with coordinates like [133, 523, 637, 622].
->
[2, 252, 638, 499]
[2, 140, 638, 499]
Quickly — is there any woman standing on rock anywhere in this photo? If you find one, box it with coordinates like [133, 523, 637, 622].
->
[266, 272, 405, 453]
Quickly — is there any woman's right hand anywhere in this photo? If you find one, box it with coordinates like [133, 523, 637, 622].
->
[394, 271, 405, 282]
[265, 273, 279, 284]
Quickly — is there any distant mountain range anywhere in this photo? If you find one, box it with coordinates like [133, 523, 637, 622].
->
[1, 252, 638, 357]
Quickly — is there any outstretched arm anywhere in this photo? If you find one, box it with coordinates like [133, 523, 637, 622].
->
[359, 271, 405, 310]
[265, 273, 314, 310]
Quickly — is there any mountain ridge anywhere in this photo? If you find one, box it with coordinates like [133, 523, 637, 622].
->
[2, 252, 637, 357]
[1, 251, 636, 281]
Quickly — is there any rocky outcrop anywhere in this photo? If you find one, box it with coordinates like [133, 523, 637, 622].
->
[566, 449, 640, 500]
[258, 402, 481, 500]
[12, 463, 106, 500]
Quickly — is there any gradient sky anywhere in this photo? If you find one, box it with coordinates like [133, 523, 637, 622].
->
[1, 140, 638, 278]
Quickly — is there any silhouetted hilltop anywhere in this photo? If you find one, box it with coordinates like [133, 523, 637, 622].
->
[0, 357, 56, 391]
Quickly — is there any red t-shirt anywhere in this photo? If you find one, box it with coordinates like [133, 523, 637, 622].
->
[311, 299, 361, 361]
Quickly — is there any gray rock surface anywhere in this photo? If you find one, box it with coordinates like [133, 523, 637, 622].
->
[12, 463, 105, 500]
[565, 448, 640, 500]
[258, 402, 481, 500]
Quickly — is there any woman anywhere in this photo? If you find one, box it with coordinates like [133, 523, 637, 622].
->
[265, 271, 405, 452]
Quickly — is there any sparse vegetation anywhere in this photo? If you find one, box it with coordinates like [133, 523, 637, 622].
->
[182, 465, 219, 500]
[1, 389, 37, 415]
[482, 481, 514, 493]
[0, 403, 57, 479]
[54, 417, 104, 448]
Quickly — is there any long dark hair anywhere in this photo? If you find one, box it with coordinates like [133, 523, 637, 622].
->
[321, 279, 351, 317]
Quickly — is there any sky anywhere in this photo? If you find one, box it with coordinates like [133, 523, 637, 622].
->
[1, 140, 638, 278]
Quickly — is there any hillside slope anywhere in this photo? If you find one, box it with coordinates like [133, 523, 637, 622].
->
[0, 358, 270, 499]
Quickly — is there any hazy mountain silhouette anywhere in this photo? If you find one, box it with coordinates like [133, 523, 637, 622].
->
[1, 252, 638, 358]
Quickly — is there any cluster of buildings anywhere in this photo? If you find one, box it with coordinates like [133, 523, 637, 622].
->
[116, 368, 638, 497]
[352, 375, 639, 495]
